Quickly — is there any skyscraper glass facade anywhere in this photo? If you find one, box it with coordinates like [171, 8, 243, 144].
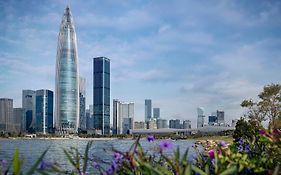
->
[197, 107, 205, 128]
[36, 90, 54, 134]
[93, 57, 110, 134]
[55, 6, 79, 132]
[0, 98, 13, 132]
[153, 108, 160, 119]
[145, 99, 152, 122]
[22, 90, 36, 132]
[79, 77, 86, 130]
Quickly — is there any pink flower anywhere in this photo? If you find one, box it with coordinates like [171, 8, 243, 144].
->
[208, 150, 215, 159]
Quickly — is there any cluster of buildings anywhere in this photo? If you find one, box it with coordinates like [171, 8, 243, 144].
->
[197, 107, 232, 128]
[0, 7, 234, 135]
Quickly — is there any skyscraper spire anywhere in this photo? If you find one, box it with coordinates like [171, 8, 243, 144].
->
[55, 6, 79, 133]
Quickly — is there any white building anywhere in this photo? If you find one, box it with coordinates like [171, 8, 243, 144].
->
[113, 100, 134, 134]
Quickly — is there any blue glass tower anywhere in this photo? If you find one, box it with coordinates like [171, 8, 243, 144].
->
[35, 90, 54, 134]
[93, 57, 110, 134]
[55, 6, 79, 132]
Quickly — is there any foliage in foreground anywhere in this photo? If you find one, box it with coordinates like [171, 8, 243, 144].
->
[0, 128, 280, 175]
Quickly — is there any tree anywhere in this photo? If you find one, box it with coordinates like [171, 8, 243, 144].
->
[241, 83, 281, 129]
[233, 117, 259, 142]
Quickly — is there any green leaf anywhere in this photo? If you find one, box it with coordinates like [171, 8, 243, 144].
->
[183, 164, 191, 175]
[220, 166, 238, 175]
[74, 148, 80, 170]
[161, 154, 177, 173]
[142, 162, 164, 175]
[27, 147, 49, 175]
[215, 150, 218, 174]
[63, 149, 77, 169]
[181, 148, 189, 163]
[82, 141, 93, 173]
[12, 148, 21, 175]
[175, 147, 180, 162]
[204, 164, 210, 174]
[191, 165, 208, 175]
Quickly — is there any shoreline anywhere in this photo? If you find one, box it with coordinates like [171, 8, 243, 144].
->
[0, 137, 119, 141]
[0, 135, 233, 142]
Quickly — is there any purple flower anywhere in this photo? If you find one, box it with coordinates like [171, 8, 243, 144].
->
[106, 167, 114, 175]
[113, 152, 123, 162]
[159, 140, 173, 151]
[245, 144, 251, 151]
[92, 161, 99, 169]
[0, 160, 7, 166]
[208, 150, 215, 159]
[239, 138, 244, 145]
[147, 134, 155, 142]
[273, 129, 280, 135]
[259, 129, 266, 135]
[218, 141, 226, 147]
[40, 160, 53, 170]
[111, 160, 118, 170]
[238, 145, 243, 151]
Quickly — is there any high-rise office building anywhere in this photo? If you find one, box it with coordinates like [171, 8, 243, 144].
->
[197, 107, 205, 128]
[55, 6, 79, 132]
[93, 57, 110, 134]
[0, 98, 13, 132]
[22, 90, 36, 132]
[145, 99, 152, 122]
[169, 119, 181, 129]
[86, 105, 94, 129]
[112, 99, 120, 134]
[79, 77, 86, 130]
[13, 108, 24, 132]
[217, 110, 225, 125]
[183, 120, 191, 129]
[153, 108, 160, 119]
[208, 115, 217, 125]
[113, 99, 134, 134]
[35, 90, 54, 134]
[156, 118, 168, 129]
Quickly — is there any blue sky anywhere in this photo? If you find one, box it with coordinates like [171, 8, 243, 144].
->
[1, 0, 281, 126]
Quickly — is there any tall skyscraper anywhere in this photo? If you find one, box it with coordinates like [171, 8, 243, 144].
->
[197, 107, 205, 128]
[13, 108, 24, 132]
[86, 105, 94, 129]
[0, 98, 13, 132]
[145, 99, 152, 122]
[217, 110, 225, 125]
[153, 108, 160, 119]
[55, 6, 79, 132]
[93, 57, 110, 134]
[22, 90, 36, 132]
[35, 90, 54, 134]
[79, 77, 86, 130]
[113, 99, 134, 134]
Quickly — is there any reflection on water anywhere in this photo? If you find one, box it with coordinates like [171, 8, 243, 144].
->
[0, 138, 200, 173]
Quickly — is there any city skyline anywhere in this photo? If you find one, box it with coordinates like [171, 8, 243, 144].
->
[1, 1, 281, 127]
